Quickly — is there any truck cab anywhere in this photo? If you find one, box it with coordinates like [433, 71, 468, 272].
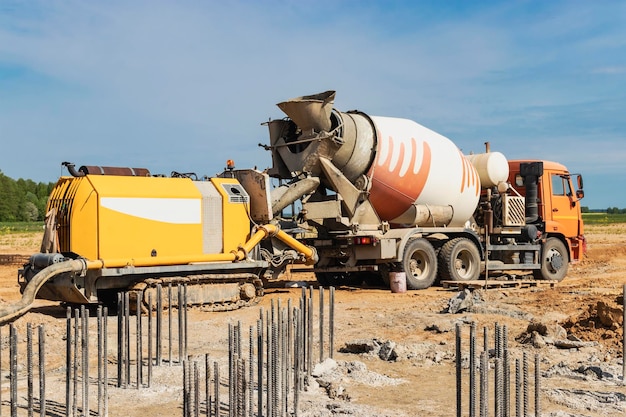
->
[508, 160, 586, 266]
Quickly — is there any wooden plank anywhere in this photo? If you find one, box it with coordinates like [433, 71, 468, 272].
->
[441, 279, 558, 290]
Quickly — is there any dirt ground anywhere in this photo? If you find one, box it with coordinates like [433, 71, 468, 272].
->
[1, 224, 626, 417]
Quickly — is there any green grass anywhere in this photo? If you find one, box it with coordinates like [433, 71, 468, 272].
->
[582, 213, 626, 225]
[0, 222, 44, 234]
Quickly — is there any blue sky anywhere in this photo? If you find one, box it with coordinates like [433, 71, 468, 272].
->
[0, 1, 624, 209]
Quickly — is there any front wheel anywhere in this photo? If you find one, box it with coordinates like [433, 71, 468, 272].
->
[400, 238, 438, 290]
[533, 237, 569, 281]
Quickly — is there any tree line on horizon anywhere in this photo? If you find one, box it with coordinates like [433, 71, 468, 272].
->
[1, 171, 625, 222]
[0, 171, 55, 222]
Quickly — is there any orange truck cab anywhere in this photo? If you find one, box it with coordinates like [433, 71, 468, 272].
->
[508, 160, 586, 269]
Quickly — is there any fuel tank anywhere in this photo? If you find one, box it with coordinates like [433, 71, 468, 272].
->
[268, 91, 484, 227]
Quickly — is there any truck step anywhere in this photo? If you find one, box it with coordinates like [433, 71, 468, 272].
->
[440, 279, 558, 291]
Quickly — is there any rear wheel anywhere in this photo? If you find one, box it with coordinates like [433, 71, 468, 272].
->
[400, 238, 437, 290]
[438, 238, 481, 282]
[533, 237, 568, 281]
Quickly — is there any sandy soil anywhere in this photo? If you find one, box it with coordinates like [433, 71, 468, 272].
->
[1, 224, 626, 417]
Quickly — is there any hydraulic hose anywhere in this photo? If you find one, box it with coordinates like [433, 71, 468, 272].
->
[0, 259, 88, 324]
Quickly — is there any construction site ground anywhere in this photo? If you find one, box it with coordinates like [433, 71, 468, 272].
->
[1, 223, 626, 416]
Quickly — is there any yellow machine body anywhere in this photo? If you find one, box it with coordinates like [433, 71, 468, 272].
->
[49, 175, 251, 262]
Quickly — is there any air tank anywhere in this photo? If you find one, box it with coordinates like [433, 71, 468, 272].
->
[269, 91, 487, 227]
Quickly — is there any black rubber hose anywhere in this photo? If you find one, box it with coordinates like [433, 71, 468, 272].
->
[0, 259, 86, 324]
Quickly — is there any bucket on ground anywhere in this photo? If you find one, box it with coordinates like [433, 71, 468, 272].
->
[389, 272, 407, 293]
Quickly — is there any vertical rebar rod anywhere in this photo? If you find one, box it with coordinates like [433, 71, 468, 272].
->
[65, 307, 71, 417]
[183, 360, 189, 417]
[148, 293, 153, 388]
[137, 292, 143, 388]
[184, 284, 189, 360]
[228, 324, 233, 417]
[168, 283, 173, 367]
[503, 326, 510, 417]
[205, 354, 211, 417]
[455, 322, 462, 417]
[495, 358, 502, 417]
[249, 326, 254, 417]
[469, 321, 477, 417]
[534, 354, 540, 417]
[214, 362, 220, 417]
[515, 358, 521, 417]
[266, 312, 271, 417]
[178, 284, 184, 365]
[124, 292, 131, 387]
[72, 308, 79, 417]
[329, 286, 335, 359]
[117, 293, 123, 388]
[479, 351, 487, 417]
[83, 306, 90, 417]
[27, 323, 34, 417]
[307, 297, 313, 378]
[104, 306, 109, 417]
[38, 324, 46, 417]
[523, 352, 529, 417]
[10, 324, 17, 417]
[156, 284, 163, 366]
[623, 284, 626, 385]
[98, 306, 104, 417]
[0, 325, 2, 417]
[319, 287, 324, 364]
[257, 313, 264, 417]
[195, 362, 200, 417]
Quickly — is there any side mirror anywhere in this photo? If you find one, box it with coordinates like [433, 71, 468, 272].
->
[576, 189, 584, 199]
[576, 174, 583, 190]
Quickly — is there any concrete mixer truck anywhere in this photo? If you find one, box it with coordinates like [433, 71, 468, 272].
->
[262, 91, 586, 289]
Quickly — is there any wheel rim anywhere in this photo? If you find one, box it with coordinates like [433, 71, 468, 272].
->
[409, 252, 430, 281]
[454, 250, 475, 279]
[546, 248, 564, 274]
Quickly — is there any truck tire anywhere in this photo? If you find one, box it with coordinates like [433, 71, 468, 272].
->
[400, 238, 437, 290]
[438, 237, 481, 282]
[533, 237, 568, 281]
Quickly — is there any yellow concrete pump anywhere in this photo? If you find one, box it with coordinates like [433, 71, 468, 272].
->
[0, 163, 317, 323]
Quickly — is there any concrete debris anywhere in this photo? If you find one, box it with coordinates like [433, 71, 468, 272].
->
[546, 388, 626, 413]
[443, 289, 483, 314]
[378, 340, 397, 361]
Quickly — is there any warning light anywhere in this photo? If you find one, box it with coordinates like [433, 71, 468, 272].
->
[226, 159, 235, 170]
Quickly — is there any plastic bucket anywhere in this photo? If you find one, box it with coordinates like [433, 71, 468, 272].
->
[389, 272, 407, 293]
